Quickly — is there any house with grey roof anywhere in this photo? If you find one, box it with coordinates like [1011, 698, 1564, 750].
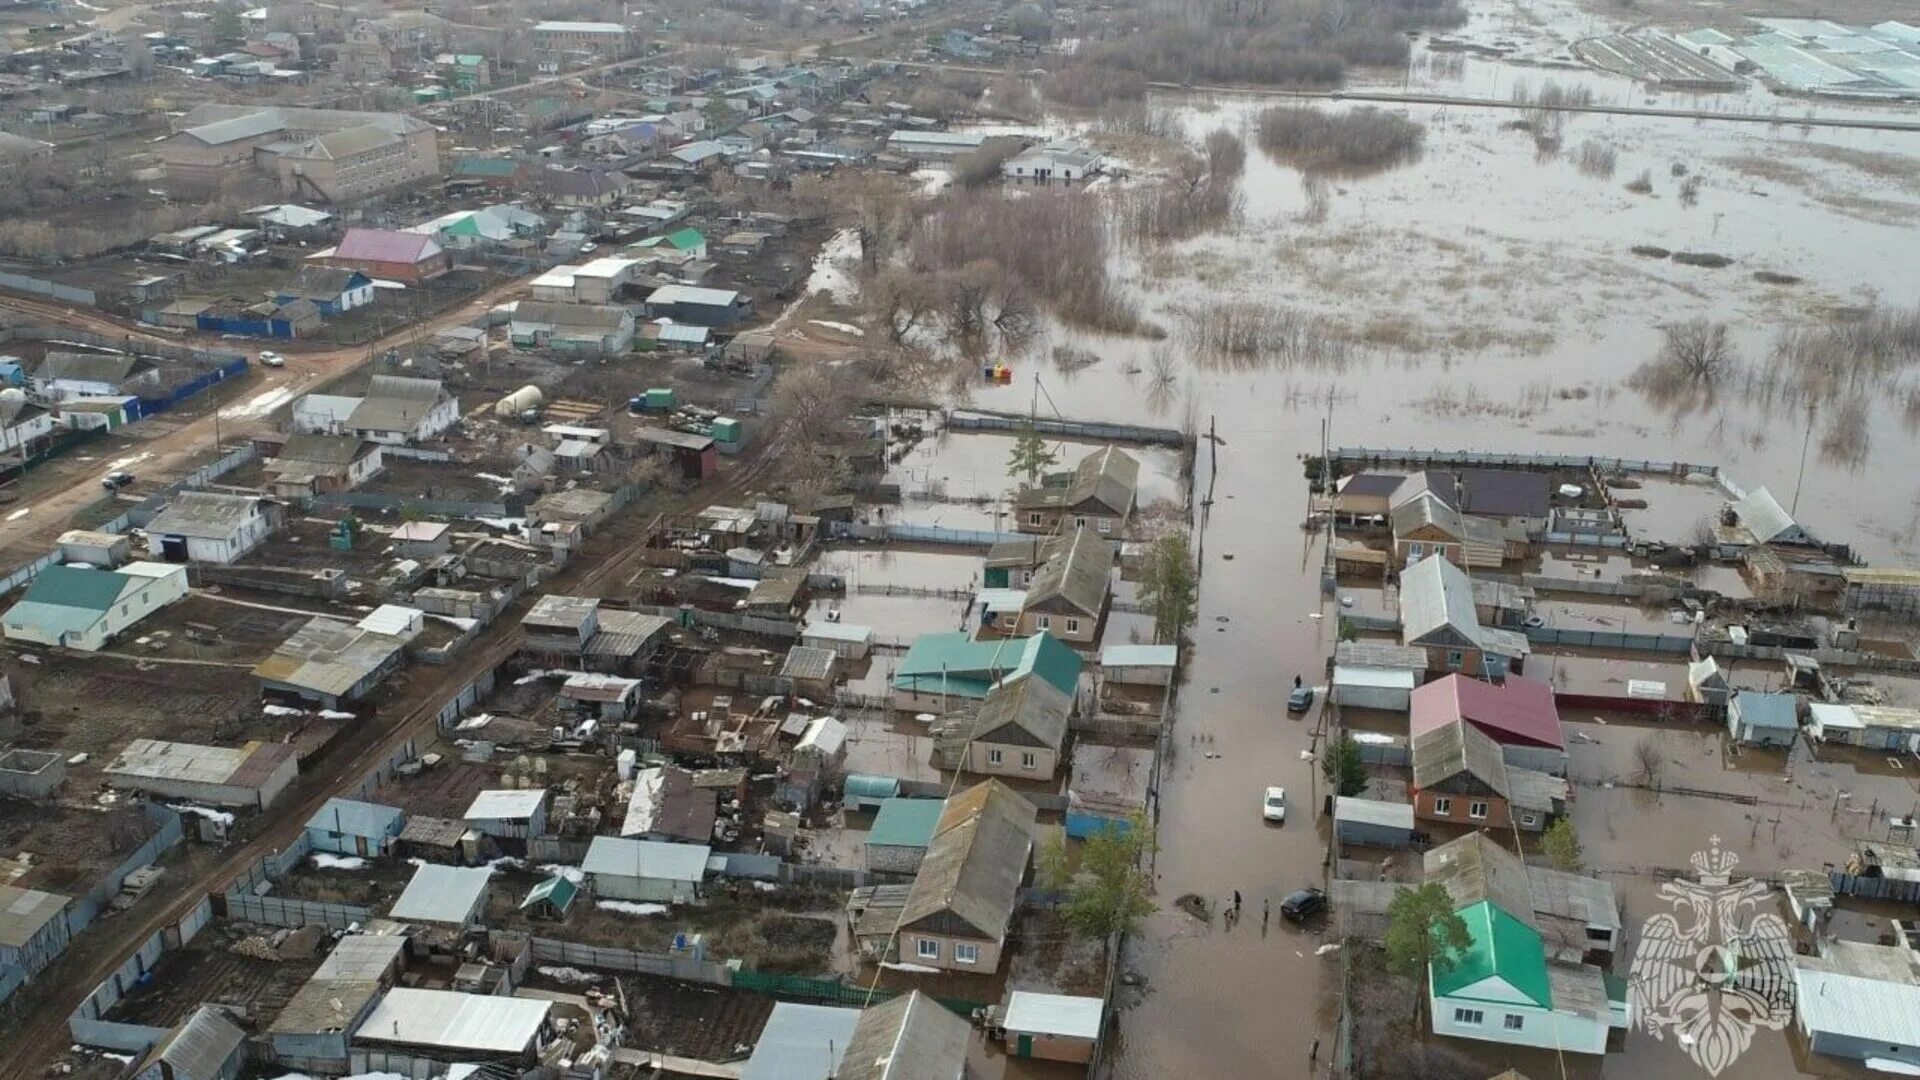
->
[263, 434, 384, 496]
[146, 491, 273, 563]
[33, 351, 161, 401]
[0, 884, 74, 983]
[1399, 554, 1530, 677]
[508, 300, 636, 355]
[347, 375, 457, 445]
[897, 779, 1036, 974]
[133, 1005, 247, 1080]
[1730, 485, 1813, 546]
[1412, 721, 1563, 833]
[1011, 527, 1113, 645]
[1793, 939, 1920, 1069]
[740, 1002, 862, 1080]
[940, 672, 1073, 780]
[1014, 446, 1138, 537]
[839, 991, 970, 1080]
[253, 614, 412, 709]
[389, 863, 492, 928]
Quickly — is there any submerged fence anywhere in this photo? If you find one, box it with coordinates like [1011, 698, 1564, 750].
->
[1332, 447, 1722, 478]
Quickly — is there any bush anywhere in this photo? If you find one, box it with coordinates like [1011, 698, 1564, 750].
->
[1256, 105, 1425, 174]
[1045, 65, 1147, 108]
[1573, 139, 1617, 178]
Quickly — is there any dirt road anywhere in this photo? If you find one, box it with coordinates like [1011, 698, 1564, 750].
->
[0, 279, 525, 564]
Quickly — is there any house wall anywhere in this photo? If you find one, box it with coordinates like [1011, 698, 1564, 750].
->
[1412, 788, 1511, 829]
[1017, 608, 1097, 644]
[269, 1028, 357, 1076]
[967, 740, 1058, 779]
[590, 872, 698, 905]
[176, 517, 269, 564]
[104, 774, 265, 809]
[1105, 663, 1172, 687]
[1331, 677, 1412, 712]
[0, 911, 72, 979]
[1007, 1030, 1095, 1064]
[1430, 994, 1608, 1055]
[1495, 744, 1568, 778]
[467, 804, 548, 840]
[900, 929, 1002, 973]
[1015, 507, 1123, 537]
[1861, 726, 1920, 753]
[891, 687, 984, 713]
[1396, 536, 1464, 568]
[863, 842, 925, 875]
[306, 822, 402, 857]
[0, 411, 55, 455]
[1802, 1019, 1920, 1067]
[1728, 711, 1797, 747]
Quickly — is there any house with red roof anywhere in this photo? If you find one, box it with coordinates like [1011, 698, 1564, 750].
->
[317, 228, 450, 283]
[1411, 674, 1567, 777]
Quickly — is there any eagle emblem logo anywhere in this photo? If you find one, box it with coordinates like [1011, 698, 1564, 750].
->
[1628, 836, 1796, 1075]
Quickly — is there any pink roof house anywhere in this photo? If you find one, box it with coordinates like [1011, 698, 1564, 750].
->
[1410, 674, 1567, 776]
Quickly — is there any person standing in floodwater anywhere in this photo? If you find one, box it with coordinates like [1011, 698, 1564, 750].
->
[1233, 890, 1243, 914]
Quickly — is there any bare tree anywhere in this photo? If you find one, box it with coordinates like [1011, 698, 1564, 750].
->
[867, 269, 940, 344]
[1660, 319, 1732, 379]
[1634, 733, 1666, 787]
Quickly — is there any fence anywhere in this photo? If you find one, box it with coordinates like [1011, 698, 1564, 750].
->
[315, 490, 525, 519]
[827, 520, 1021, 548]
[0, 426, 108, 486]
[627, 601, 799, 640]
[947, 410, 1187, 448]
[0, 324, 247, 366]
[226, 892, 373, 930]
[529, 937, 733, 984]
[434, 660, 503, 733]
[527, 835, 592, 864]
[1829, 872, 1920, 904]
[0, 271, 96, 307]
[1354, 740, 1410, 767]
[1332, 447, 1721, 478]
[729, 968, 989, 1017]
[63, 804, 186, 940]
[380, 445, 454, 463]
[137, 357, 251, 415]
[1524, 626, 1697, 653]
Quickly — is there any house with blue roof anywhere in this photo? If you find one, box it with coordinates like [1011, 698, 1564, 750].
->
[890, 631, 1081, 712]
[1728, 690, 1799, 747]
[305, 797, 406, 858]
[1, 562, 188, 652]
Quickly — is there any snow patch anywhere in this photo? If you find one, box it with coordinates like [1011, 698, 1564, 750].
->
[264, 704, 307, 717]
[318, 709, 356, 720]
[596, 900, 669, 916]
[539, 864, 585, 883]
[169, 804, 235, 826]
[310, 853, 368, 870]
[222, 385, 298, 420]
[5, 508, 28, 522]
[881, 961, 941, 973]
[536, 965, 602, 983]
[803, 227, 860, 303]
[809, 320, 865, 337]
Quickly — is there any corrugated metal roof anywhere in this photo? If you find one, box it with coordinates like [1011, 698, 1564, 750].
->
[797, 716, 847, 757]
[307, 797, 404, 839]
[314, 932, 407, 981]
[107, 738, 250, 785]
[1732, 486, 1801, 542]
[0, 885, 71, 947]
[741, 1002, 861, 1080]
[647, 284, 742, 307]
[389, 863, 491, 925]
[899, 780, 1035, 939]
[1334, 796, 1415, 831]
[1003, 991, 1103, 1039]
[15, 563, 129, 612]
[1334, 665, 1417, 690]
[253, 616, 407, 698]
[1100, 643, 1177, 668]
[1400, 554, 1477, 644]
[1810, 702, 1864, 730]
[1793, 942, 1920, 1046]
[1023, 527, 1113, 617]
[148, 491, 260, 540]
[971, 672, 1071, 749]
[356, 988, 550, 1053]
[838, 990, 969, 1080]
[184, 109, 285, 145]
[334, 228, 441, 265]
[1424, 833, 1534, 924]
[465, 788, 546, 820]
[803, 621, 875, 643]
[1412, 675, 1564, 750]
[867, 798, 944, 849]
[1412, 718, 1509, 795]
[1732, 690, 1799, 729]
[145, 1006, 245, 1080]
[1432, 901, 1551, 1007]
[347, 375, 445, 434]
[780, 645, 838, 681]
[581, 835, 711, 882]
[1851, 704, 1920, 731]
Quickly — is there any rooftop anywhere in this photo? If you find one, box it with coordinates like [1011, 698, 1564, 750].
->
[740, 1002, 860, 1080]
[253, 616, 407, 698]
[0, 885, 71, 948]
[838, 991, 969, 1080]
[388, 863, 491, 925]
[868, 798, 945, 850]
[1024, 527, 1114, 617]
[355, 988, 550, 1053]
[1003, 991, 1103, 1039]
[581, 835, 710, 883]
[464, 788, 547, 820]
[146, 492, 260, 540]
[1793, 941, 1920, 1047]
[899, 780, 1035, 940]
[1411, 675, 1564, 751]
[1411, 718, 1509, 796]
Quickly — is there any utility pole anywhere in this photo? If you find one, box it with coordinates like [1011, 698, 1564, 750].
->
[1792, 399, 1816, 517]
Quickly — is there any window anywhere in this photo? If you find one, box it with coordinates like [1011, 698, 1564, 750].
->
[1452, 1008, 1483, 1026]
[1036, 616, 1051, 630]
[1097, 519, 1111, 534]
[1027, 513, 1042, 526]
[988, 748, 1003, 765]
[1586, 927, 1612, 942]
[1504, 1014, 1525, 1031]
[916, 939, 939, 960]
[1065, 618, 1081, 635]
[1021, 751, 1038, 770]
[1469, 801, 1489, 820]
[1520, 813, 1538, 827]
[1447, 650, 1465, 670]
[955, 943, 980, 965]
[1409, 543, 1424, 558]
[1432, 797, 1453, 816]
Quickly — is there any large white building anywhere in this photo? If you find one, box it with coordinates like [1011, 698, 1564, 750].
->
[145, 492, 273, 564]
[1, 562, 188, 651]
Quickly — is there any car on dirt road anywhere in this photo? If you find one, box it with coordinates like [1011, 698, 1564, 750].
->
[258, 351, 285, 367]
[101, 470, 135, 492]
[1262, 786, 1286, 822]
[1280, 887, 1327, 922]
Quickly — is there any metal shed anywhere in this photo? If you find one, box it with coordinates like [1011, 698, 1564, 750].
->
[1099, 643, 1178, 687]
[865, 798, 945, 874]
[800, 621, 874, 659]
[1332, 665, 1418, 712]
[462, 789, 549, 840]
[582, 835, 710, 904]
[389, 864, 492, 928]
[1001, 991, 1104, 1064]
[1333, 797, 1418, 849]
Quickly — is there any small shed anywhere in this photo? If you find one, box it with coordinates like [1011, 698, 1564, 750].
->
[801, 621, 874, 660]
[1000, 991, 1103, 1064]
[779, 645, 838, 696]
[389, 863, 492, 928]
[519, 874, 579, 920]
[1099, 643, 1178, 687]
[463, 788, 549, 841]
[1332, 665, 1418, 712]
[582, 835, 710, 904]
[133, 1006, 247, 1080]
[1808, 702, 1864, 745]
[1728, 691, 1799, 747]
[740, 1002, 861, 1080]
[305, 797, 405, 858]
[865, 798, 944, 874]
[1333, 796, 1417, 849]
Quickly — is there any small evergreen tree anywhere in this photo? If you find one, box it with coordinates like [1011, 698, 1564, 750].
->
[1007, 421, 1057, 488]
[1542, 817, 1584, 871]
[1137, 532, 1198, 644]
[1384, 883, 1471, 981]
[1321, 732, 1368, 797]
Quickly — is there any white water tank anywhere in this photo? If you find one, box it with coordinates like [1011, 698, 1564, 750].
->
[494, 385, 543, 418]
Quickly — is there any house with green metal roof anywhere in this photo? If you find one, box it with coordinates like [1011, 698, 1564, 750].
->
[520, 874, 579, 919]
[636, 227, 706, 259]
[1428, 898, 1626, 1054]
[1, 562, 188, 652]
[865, 797, 945, 873]
[890, 632, 1081, 712]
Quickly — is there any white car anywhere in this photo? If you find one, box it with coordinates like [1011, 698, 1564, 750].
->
[258, 351, 285, 368]
[1262, 786, 1286, 823]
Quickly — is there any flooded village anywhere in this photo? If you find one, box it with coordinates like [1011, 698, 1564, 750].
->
[0, 0, 1914, 1076]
